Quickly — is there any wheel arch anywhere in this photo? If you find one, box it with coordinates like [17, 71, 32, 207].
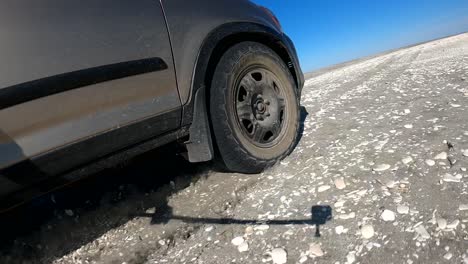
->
[182, 22, 303, 126]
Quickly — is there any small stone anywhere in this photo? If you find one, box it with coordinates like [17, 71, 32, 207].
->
[254, 224, 270, 231]
[318, 185, 331, 192]
[414, 225, 430, 240]
[238, 241, 249, 252]
[299, 256, 308, 263]
[437, 218, 447, 229]
[335, 225, 345, 234]
[346, 251, 356, 264]
[245, 226, 254, 235]
[404, 109, 411, 114]
[397, 205, 410, 214]
[425, 159, 435, 166]
[65, 209, 74, 217]
[334, 178, 346, 189]
[158, 239, 166, 246]
[443, 252, 453, 260]
[309, 243, 324, 257]
[270, 248, 287, 264]
[459, 204, 468, 211]
[373, 164, 391, 172]
[404, 124, 413, 129]
[446, 220, 459, 229]
[334, 200, 345, 208]
[443, 173, 462, 182]
[381, 210, 396, 222]
[434, 152, 448, 160]
[231, 236, 244, 246]
[205, 226, 214, 232]
[361, 225, 375, 239]
[145, 207, 156, 214]
[462, 149, 468, 157]
[339, 212, 356, 220]
[402, 156, 413, 164]
[386, 180, 396, 189]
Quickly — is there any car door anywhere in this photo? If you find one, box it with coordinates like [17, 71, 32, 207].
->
[0, 0, 180, 191]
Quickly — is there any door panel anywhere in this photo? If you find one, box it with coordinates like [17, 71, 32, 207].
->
[0, 1, 180, 175]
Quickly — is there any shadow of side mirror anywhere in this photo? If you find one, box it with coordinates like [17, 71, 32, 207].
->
[311, 205, 332, 237]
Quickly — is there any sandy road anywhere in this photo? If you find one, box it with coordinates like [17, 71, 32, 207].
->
[1, 33, 468, 264]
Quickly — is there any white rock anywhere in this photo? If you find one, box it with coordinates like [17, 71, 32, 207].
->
[238, 241, 249, 252]
[309, 243, 324, 257]
[361, 225, 375, 239]
[443, 252, 453, 260]
[381, 210, 396, 222]
[231, 236, 244, 246]
[397, 205, 410, 214]
[402, 156, 413, 164]
[334, 178, 346, 189]
[299, 255, 308, 263]
[339, 212, 356, 220]
[373, 164, 391, 172]
[404, 109, 411, 114]
[404, 124, 413, 129]
[245, 226, 254, 235]
[270, 248, 287, 264]
[459, 204, 468, 211]
[446, 219, 459, 229]
[145, 207, 156, 214]
[425, 159, 435, 166]
[335, 225, 345, 234]
[434, 152, 448, 160]
[317, 185, 331, 192]
[437, 218, 447, 229]
[346, 251, 356, 264]
[205, 226, 214, 232]
[254, 224, 270, 231]
[414, 225, 430, 240]
[443, 173, 462, 183]
[462, 149, 468, 157]
[65, 209, 74, 217]
[386, 180, 396, 189]
[334, 200, 345, 208]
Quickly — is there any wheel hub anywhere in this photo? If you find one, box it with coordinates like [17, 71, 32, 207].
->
[234, 68, 287, 146]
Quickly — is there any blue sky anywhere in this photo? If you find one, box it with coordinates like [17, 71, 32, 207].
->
[253, 0, 468, 72]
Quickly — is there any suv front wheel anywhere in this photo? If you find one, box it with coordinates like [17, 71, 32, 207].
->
[209, 42, 300, 173]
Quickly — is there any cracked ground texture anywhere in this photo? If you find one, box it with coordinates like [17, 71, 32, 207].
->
[1, 33, 467, 264]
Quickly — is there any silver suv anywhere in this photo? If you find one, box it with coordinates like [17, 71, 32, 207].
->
[0, 0, 304, 211]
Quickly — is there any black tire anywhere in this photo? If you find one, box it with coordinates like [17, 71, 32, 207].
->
[209, 42, 300, 173]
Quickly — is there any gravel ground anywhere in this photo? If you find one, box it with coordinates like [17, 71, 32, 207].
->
[1, 33, 467, 264]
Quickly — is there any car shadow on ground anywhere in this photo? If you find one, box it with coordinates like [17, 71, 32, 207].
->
[0, 106, 309, 262]
[0, 143, 209, 262]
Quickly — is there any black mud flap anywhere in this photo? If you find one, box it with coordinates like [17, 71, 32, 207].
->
[185, 86, 214, 162]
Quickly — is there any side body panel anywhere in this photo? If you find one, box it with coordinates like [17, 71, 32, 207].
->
[0, 0, 181, 198]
